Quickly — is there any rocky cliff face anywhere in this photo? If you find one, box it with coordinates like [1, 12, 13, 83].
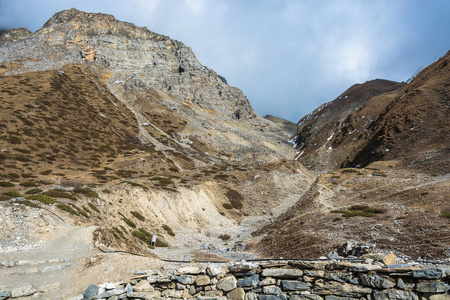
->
[0, 8, 253, 119]
[1, 9, 295, 163]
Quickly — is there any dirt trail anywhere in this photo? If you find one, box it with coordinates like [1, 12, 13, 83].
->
[0, 221, 96, 298]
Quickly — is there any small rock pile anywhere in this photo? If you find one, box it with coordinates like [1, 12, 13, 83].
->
[68, 258, 450, 300]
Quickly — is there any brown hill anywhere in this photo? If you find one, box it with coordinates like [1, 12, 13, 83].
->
[252, 52, 450, 259]
[293, 52, 449, 176]
[340, 51, 450, 175]
[252, 162, 450, 259]
[293, 79, 405, 172]
[0, 8, 295, 163]
[0, 64, 190, 182]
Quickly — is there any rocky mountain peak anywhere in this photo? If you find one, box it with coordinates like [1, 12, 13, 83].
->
[38, 8, 168, 43]
[0, 9, 256, 121]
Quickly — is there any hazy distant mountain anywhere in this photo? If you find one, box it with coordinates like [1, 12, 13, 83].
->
[263, 114, 298, 135]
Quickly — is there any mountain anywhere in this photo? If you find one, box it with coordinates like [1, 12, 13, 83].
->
[0, 9, 314, 259]
[292, 51, 449, 176]
[340, 52, 450, 175]
[0, 8, 295, 164]
[292, 79, 406, 173]
[252, 52, 450, 259]
[1, 7, 449, 275]
[263, 115, 298, 136]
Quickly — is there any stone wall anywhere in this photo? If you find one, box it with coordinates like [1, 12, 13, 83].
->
[72, 260, 450, 300]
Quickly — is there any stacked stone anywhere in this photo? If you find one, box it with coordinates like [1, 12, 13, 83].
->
[72, 260, 449, 300]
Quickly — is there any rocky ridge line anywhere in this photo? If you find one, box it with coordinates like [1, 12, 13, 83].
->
[0, 8, 255, 120]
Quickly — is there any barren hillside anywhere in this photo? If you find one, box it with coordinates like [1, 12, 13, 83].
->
[0, 9, 313, 260]
[293, 79, 405, 172]
[253, 52, 450, 259]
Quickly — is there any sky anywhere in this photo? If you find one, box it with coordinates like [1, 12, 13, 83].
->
[0, 0, 449, 122]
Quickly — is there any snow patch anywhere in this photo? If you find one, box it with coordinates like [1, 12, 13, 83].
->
[295, 151, 305, 160]
[287, 138, 298, 148]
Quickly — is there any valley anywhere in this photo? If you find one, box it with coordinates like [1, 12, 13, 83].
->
[0, 8, 448, 299]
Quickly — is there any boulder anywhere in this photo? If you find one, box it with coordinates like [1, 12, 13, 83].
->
[82, 284, 99, 299]
[304, 270, 325, 277]
[259, 278, 276, 286]
[263, 285, 282, 295]
[336, 241, 373, 257]
[314, 279, 372, 297]
[415, 282, 449, 293]
[396, 278, 414, 291]
[258, 295, 287, 300]
[161, 289, 183, 298]
[95, 287, 126, 298]
[348, 263, 382, 272]
[229, 262, 258, 273]
[183, 288, 192, 299]
[217, 276, 237, 292]
[10, 285, 37, 298]
[382, 253, 397, 265]
[413, 269, 443, 279]
[178, 266, 203, 275]
[261, 268, 303, 278]
[246, 291, 259, 300]
[372, 289, 418, 300]
[280, 280, 311, 291]
[207, 263, 228, 277]
[237, 275, 260, 287]
[127, 291, 161, 298]
[176, 275, 196, 285]
[425, 293, 450, 300]
[289, 295, 323, 300]
[227, 287, 246, 300]
[324, 296, 358, 300]
[0, 290, 11, 300]
[289, 261, 327, 270]
[133, 280, 154, 292]
[196, 275, 211, 286]
[360, 274, 395, 289]
[328, 252, 340, 260]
